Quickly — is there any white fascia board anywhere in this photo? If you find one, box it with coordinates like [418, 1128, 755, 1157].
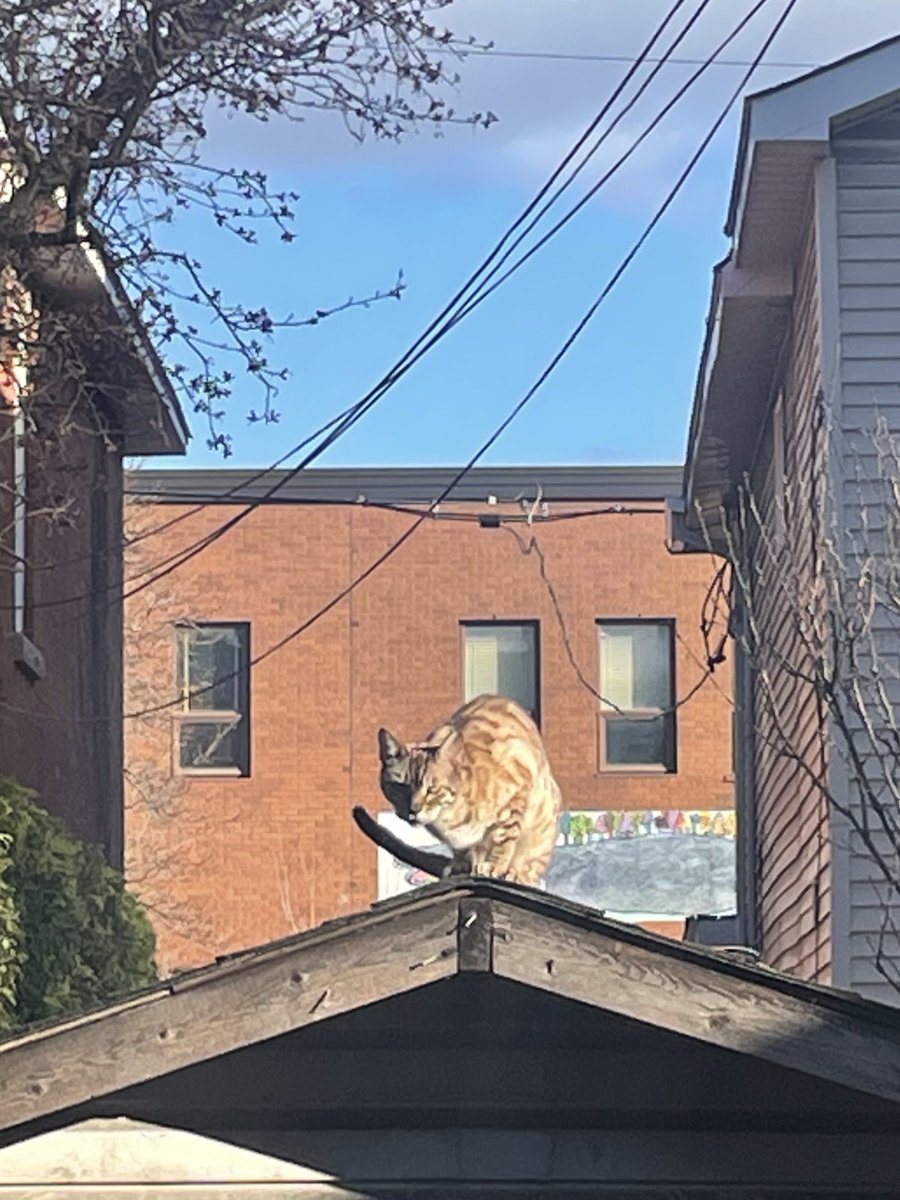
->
[78, 224, 189, 452]
[728, 37, 900, 243]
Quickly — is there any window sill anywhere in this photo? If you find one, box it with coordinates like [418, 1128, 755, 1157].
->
[12, 632, 46, 682]
[595, 767, 676, 777]
[175, 767, 248, 779]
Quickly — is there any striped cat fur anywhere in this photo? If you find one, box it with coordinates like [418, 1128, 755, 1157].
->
[376, 694, 561, 886]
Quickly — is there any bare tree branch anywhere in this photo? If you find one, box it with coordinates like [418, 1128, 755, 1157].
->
[0, 0, 491, 450]
[700, 410, 900, 989]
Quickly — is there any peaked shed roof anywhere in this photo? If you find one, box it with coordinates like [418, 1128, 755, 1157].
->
[2, 880, 900, 1136]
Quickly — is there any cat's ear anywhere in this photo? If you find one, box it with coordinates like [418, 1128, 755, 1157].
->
[378, 727, 406, 763]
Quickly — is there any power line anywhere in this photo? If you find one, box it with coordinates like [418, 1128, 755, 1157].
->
[0, 502, 667, 726]
[114, 0, 702, 588]
[91, 0, 748, 605]
[503, 525, 722, 716]
[121, 403, 362, 586]
[124, 0, 797, 723]
[445, 1, 774, 327]
[11, 0, 703, 611]
[123, 493, 668, 523]
[441, 45, 815, 70]
[127, 0, 790, 717]
[423, 0, 724, 343]
[676, 626, 733, 706]
[19, 404, 361, 579]
[10, 0, 787, 624]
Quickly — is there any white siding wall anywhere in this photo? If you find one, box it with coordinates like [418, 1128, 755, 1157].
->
[2, 1117, 899, 1195]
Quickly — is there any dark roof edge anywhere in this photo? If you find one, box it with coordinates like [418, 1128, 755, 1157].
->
[683, 255, 730, 506]
[97, 244, 191, 452]
[724, 96, 754, 239]
[126, 465, 684, 505]
[746, 32, 900, 105]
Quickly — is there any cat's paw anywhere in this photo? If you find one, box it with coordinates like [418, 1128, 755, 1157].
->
[469, 860, 497, 879]
[505, 866, 544, 887]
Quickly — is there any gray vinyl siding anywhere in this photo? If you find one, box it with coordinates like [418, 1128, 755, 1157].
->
[833, 139, 900, 1004]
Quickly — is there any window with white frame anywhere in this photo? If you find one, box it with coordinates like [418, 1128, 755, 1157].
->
[597, 620, 675, 772]
[462, 621, 539, 723]
[174, 622, 250, 775]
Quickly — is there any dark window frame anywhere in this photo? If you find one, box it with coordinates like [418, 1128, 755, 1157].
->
[460, 619, 541, 727]
[596, 617, 676, 774]
[173, 621, 251, 778]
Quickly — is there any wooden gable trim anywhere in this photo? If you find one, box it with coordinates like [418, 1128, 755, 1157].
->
[0, 892, 461, 1133]
[490, 901, 900, 1106]
[2, 883, 900, 1138]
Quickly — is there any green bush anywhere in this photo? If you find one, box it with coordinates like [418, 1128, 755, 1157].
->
[0, 829, 22, 1028]
[0, 776, 156, 1029]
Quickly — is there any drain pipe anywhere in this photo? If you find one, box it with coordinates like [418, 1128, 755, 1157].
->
[11, 357, 25, 636]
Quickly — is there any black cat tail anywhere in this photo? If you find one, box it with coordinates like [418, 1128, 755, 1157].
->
[351, 805, 451, 879]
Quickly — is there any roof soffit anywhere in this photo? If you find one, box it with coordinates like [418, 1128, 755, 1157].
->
[728, 36, 900, 245]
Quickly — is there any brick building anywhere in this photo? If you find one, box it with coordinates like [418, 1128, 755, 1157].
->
[125, 466, 733, 973]
[0, 245, 187, 865]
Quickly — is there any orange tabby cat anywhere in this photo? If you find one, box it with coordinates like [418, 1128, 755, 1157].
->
[378, 694, 561, 886]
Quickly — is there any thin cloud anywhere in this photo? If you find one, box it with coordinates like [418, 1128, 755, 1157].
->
[203, 0, 900, 199]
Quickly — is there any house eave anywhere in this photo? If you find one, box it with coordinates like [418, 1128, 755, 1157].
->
[687, 40, 900, 545]
[683, 258, 793, 547]
[87, 246, 190, 456]
[29, 236, 189, 456]
[726, 34, 900, 245]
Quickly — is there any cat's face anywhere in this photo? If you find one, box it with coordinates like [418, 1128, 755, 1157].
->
[407, 749, 457, 826]
[378, 728, 456, 826]
[377, 727, 413, 819]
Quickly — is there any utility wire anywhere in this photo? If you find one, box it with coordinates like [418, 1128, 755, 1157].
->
[125, 0, 797, 722]
[112, 0, 700, 588]
[417, 0, 722, 342]
[116, 0, 768, 600]
[503, 525, 724, 716]
[0, 502, 670, 725]
[123, 494, 668, 523]
[446, 0, 773, 326]
[10, 0, 703, 610]
[441, 45, 814, 69]
[5, 6, 809, 597]
[20, 403, 360, 578]
[123, 16, 802, 575]
[98, 0, 753, 603]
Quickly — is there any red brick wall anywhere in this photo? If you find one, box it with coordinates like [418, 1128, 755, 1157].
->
[0, 408, 125, 864]
[124, 497, 734, 972]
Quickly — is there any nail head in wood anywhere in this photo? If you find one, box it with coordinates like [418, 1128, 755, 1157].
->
[457, 898, 493, 973]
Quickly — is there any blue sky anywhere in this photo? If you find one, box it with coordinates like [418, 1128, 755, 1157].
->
[155, 1, 900, 470]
